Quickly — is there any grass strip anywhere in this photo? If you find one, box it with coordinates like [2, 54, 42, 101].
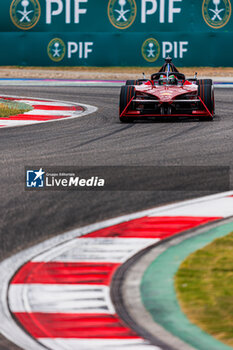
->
[175, 232, 233, 347]
[0, 99, 32, 118]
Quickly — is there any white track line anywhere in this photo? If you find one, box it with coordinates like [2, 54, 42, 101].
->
[18, 100, 76, 107]
[9, 284, 115, 314]
[0, 120, 40, 127]
[0, 79, 231, 88]
[149, 197, 233, 217]
[23, 110, 82, 116]
[40, 338, 161, 350]
[32, 238, 159, 263]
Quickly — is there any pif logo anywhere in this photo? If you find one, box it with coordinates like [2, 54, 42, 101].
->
[202, 0, 232, 29]
[10, 0, 41, 30]
[108, 0, 137, 29]
[47, 38, 66, 62]
[141, 38, 160, 63]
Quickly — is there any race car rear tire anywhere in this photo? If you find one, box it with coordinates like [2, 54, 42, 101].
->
[126, 80, 140, 86]
[197, 79, 213, 86]
[119, 85, 136, 122]
[198, 81, 215, 121]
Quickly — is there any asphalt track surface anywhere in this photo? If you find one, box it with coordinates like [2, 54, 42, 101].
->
[0, 86, 233, 349]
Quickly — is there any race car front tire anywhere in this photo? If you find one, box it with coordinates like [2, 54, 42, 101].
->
[119, 85, 136, 122]
[198, 80, 215, 120]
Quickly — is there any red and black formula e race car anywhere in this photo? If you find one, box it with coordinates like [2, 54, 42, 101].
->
[119, 57, 215, 122]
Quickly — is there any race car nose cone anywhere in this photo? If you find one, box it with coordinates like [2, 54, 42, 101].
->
[159, 92, 173, 102]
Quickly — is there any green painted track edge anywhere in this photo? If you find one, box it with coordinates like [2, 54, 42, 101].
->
[141, 222, 233, 350]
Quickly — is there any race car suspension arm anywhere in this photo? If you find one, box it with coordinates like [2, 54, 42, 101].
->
[120, 96, 134, 118]
[198, 96, 213, 117]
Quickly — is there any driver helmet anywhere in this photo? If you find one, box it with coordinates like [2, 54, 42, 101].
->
[168, 74, 178, 85]
[159, 74, 167, 85]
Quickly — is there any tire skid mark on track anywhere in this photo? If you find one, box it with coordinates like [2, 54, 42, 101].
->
[162, 123, 201, 142]
[0, 192, 233, 349]
[70, 123, 135, 150]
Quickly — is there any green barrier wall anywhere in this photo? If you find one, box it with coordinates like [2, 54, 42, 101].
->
[2, 0, 233, 66]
